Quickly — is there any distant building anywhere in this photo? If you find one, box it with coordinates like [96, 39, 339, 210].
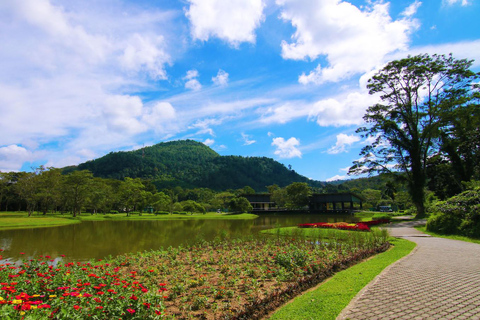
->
[242, 193, 363, 213]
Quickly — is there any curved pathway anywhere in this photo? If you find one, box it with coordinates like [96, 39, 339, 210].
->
[337, 220, 480, 320]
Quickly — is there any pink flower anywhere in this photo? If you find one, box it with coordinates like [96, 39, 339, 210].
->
[127, 308, 135, 314]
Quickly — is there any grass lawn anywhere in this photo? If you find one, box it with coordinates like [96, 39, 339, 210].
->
[0, 212, 80, 230]
[268, 232, 416, 320]
[414, 226, 480, 245]
[77, 211, 258, 221]
[0, 211, 258, 231]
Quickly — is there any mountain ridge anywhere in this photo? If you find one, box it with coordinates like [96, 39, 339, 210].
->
[67, 140, 325, 191]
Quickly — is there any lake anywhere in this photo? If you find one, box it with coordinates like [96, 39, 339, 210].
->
[0, 214, 357, 261]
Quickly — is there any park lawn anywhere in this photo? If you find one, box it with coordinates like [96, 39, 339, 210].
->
[0, 211, 258, 231]
[415, 226, 480, 245]
[76, 211, 258, 221]
[267, 229, 416, 320]
[0, 212, 80, 230]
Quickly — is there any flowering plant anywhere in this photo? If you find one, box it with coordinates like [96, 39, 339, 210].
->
[298, 219, 389, 231]
[0, 255, 164, 319]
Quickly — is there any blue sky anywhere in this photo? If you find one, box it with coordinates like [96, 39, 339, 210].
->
[0, 0, 479, 182]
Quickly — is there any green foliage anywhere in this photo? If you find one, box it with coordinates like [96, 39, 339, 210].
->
[285, 182, 312, 209]
[227, 196, 253, 213]
[350, 53, 479, 217]
[71, 140, 323, 191]
[427, 185, 480, 238]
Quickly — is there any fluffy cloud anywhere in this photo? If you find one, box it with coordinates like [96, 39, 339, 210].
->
[277, 0, 420, 84]
[120, 33, 170, 80]
[186, 0, 265, 46]
[184, 69, 202, 91]
[0, 145, 33, 172]
[327, 133, 360, 154]
[272, 137, 302, 158]
[203, 138, 215, 146]
[103, 95, 146, 134]
[212, 69, 229, 86]
[0, 0, 178, 168]
[142, 102, 177, 134]
[308, 89, 378, 127]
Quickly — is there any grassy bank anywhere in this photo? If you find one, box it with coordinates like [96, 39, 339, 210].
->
[77, 212, 258, 221]
[414, 226, 480, 245]
[0, 211, 257, 231]
[269, 236, 416, 320]
[0, 212, 80, 230]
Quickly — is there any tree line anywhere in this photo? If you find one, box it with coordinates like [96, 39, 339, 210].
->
[0, 167, 255, 217]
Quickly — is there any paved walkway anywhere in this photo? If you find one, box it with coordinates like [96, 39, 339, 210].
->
[337, 221, 480, 320]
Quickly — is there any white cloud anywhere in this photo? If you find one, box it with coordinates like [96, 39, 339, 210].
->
[308, 89, 377, 127]
[327, 133, 360, 154]
[184, 69, 202, 91]
[272, 137, 302, 158]
[0, 0, 179, 169]
[402, 0, 422, 17]
[142, 102, 177, 133]
[186, 0, 265, 46]
[185, 79, 202, 91]
[241, 133, 256, 145]
[120, 33, 170, 80]
[189, 118, 222, 136]
[212, 69, 229, 86]
[396, 40, 480, 68]
[326, 174, 349, 182]
[260, 101, 311, 124]
[278, 0, 420, 84]
[203, 138, 215, 146]
[103, 95, 146, 134]
[0, 145, 33, 172]
[443, 0, 470, 6]
[184, 69, 199, 80]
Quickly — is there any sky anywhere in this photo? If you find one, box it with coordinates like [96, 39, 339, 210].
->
[1, 0, 479, 182]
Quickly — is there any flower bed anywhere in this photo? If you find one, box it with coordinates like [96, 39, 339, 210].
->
[298, 219, 390, 231]
[1, 234, 389, 319]
[0, 252, 164, 319]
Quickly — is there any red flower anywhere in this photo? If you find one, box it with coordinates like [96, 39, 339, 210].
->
[127, 308, 135, 314]
[74, 305, 81, 310]
[129, 294, 138, 300]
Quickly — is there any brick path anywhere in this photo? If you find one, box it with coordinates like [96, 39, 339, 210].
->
[337, 221, 480, 320]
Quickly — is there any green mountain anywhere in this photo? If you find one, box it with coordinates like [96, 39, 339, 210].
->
[69, 140, 324, 191]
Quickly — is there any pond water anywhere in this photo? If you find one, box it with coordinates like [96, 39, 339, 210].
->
[0, 214, 358, 262]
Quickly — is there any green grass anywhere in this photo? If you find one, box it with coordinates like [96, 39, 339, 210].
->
[262, 226, 357, 240]
[77, 212, 258, 221]
[414, 226, 480, 245]
[269, 236, 416, 320]
[0, 212, 80, 230]
[0, 211, 258, 231]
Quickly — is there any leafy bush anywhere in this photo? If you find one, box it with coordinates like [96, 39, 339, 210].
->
[154, 211, 169, 215]
[427, 185, 480, 238]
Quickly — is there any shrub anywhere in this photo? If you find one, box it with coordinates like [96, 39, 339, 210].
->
[427, 186, 480, 238]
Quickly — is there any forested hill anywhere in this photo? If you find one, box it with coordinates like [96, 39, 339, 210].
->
[68, 140, 324, 191]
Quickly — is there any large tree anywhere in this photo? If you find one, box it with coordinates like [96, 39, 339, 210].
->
[350, 54, 479, 217]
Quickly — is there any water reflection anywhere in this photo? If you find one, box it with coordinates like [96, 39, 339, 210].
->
[0, 214, 357, 261]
